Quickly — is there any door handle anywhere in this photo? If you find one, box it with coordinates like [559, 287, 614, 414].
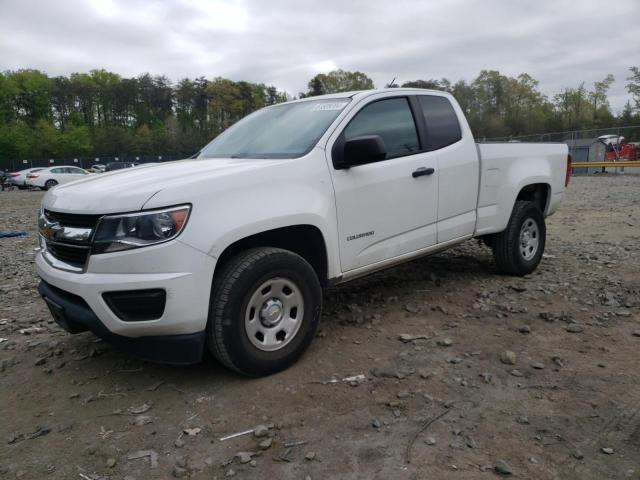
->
[412, 167, 435, 178]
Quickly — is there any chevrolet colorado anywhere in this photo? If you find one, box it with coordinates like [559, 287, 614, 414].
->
[36, 88, 570, 376]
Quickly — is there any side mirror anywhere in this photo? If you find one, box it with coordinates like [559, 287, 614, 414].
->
[335, 135, 386, 169]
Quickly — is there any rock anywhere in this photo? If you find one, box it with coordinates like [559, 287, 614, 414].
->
[235, 452, 253, 464]
[253, 424, 269, 438]
[398, 333, 430, 343]
[128, 450, 159, 468]
[601, 447, 614, 455]
[518, 325, 531, 334]
[572, 449, 584, 460]
[305, 451, 316, 461]
[516, 416, 529, 424]
[500, 350, 517, 365]
[172, 466, 188, 478]
[183, 427, 201, 436]
[131, 415, 152, 426]
[424, 436, 436, 445]
[632, 331, 640, 338]
[174, 438, 185, 448]
[404, 304, 421, 314]
[225, 468, 236, 477]
[437, 338, 453, 347]
[34, 357, 47, 366]
[494, 460, 513, 475]
[397, 390, 410, 399]
[128, 403, 152, 414]
[106, 458, 117, 468]
[531, 362, 545, 370]
[250, 460, 257, 467]
[258, 438, 272, 450]
[419, 369, 433, 379]
[371, 418, 381, 429]
[565, 324, 583, 333]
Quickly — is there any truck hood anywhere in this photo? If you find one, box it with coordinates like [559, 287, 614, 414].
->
[42, 158, 283, 213]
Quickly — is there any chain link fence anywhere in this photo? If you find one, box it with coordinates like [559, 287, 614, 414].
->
[481, 125, 640, 174]
[480, 125, 640, 145]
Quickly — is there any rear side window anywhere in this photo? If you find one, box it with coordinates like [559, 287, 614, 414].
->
[418, 95, 462, 150]
[344, 98, 419, 159]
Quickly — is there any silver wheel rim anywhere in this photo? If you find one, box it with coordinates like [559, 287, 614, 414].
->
[519, 218, 540, 261]
[244, 277, 304, 352]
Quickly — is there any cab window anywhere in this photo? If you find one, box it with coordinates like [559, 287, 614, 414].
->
[344, 98, 420, 160]
[417, 95, 462, 150]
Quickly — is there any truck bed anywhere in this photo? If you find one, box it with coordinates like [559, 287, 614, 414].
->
[474, 142, 568, 235]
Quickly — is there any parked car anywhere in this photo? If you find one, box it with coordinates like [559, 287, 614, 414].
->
[35, 88, 570, 376]
[90, 164, 106, 173]
[27, 166, 91, 190]
[105, 162, 138, 172]
[8, 167, 44, 188]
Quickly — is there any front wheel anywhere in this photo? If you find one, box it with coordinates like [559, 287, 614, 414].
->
[492, 201, 546, 276]
[207, 247, 322, 376]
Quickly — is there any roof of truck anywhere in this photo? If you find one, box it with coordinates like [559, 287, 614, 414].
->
[287, 88, 449, 105]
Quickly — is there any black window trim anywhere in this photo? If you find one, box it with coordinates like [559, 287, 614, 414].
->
[415, 93, 463, 152]
[331, 95, 428, 169]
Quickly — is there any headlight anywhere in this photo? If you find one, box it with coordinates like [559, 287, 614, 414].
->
[92, 205, 191, 253]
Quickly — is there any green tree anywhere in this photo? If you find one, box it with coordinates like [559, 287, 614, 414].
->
[305, 69, 374, 96]
[57, 125, 92, 158]
[626, 66, 640, 112]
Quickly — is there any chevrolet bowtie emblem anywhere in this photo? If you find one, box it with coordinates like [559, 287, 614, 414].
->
[38, 212, 62, 241]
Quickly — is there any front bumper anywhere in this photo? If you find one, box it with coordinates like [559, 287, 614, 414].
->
[36, 238, 217, 364]
[38, 280, 205, 364]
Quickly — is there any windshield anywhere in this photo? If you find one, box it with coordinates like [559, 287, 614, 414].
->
[199, 98, 351, 159]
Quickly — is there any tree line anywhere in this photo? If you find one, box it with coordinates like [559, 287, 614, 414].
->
[0, 70, 287, 162]
[1, 67, 639, 162]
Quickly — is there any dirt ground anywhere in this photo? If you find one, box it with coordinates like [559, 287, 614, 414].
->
[1, 175, 639, 480]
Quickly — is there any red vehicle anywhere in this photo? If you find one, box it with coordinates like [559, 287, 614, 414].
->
[600, 135, 638, 161]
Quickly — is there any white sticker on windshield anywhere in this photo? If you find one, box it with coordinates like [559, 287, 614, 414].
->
[311, 102, 349, 112]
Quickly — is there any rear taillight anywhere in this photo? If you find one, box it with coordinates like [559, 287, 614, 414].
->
[565, 154, 572, 187]
[9, 172, 19, 177]
[27, 174, 39, 179]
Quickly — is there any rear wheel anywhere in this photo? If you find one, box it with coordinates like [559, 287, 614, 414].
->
[207, 247, 322, 376]
[492, 201, 546, 276]
[44, 179, 58, 190]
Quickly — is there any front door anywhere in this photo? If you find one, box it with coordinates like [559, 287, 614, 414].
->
[328, 96, 439, 272]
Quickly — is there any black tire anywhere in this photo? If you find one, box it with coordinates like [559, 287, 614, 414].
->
[492, 201, 546, 276]
[208, 247, 322, 376]
[44, 179, 58, 190]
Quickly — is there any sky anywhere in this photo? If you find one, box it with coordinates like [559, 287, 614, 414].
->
[1, 0, 638, 112]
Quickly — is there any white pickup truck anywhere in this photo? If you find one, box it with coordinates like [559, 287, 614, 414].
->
[36, 88, 570, 376]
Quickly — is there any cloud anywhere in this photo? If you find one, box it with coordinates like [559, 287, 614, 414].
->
[0, 0, 638, 110]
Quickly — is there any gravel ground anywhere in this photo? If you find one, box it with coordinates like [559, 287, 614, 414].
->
[0, 175, 639, 480]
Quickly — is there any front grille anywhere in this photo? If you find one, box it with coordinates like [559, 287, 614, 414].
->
[44, 210, 102, 229]
[46, 242, 90, 266]
[42, 210, 102, 268]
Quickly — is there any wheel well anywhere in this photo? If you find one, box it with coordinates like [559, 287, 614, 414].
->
[516, 183, 549, 214]
[215, 225, 328, 285]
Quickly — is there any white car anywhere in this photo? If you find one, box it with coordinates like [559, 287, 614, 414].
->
[9, 167, 44, 188]
[27, 166, 91, 190]
[36, 88, 570, 376]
